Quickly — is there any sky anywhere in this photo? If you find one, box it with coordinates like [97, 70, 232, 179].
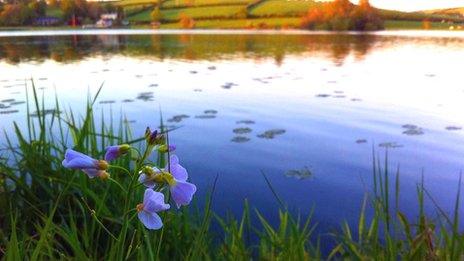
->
[350, 0, 464, 11]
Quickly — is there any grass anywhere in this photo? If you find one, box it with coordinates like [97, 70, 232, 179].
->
[249, 0, 319, 18]
[1, 81, 464, 259]
[161, 0, 252, 9]
[46, 7, 64, 18]
[128, 5, 247, 22]
[159, 17, 301, 28]
[384, 20, 457, 30]
[113, 0, 159, 6]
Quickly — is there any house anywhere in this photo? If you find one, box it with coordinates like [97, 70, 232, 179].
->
[34, 17, 61, 26]
[96, 13, 118, 28]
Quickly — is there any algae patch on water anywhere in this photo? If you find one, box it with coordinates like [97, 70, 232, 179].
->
[233, 127, 252, 134]
[257, 129, 286, 139]
[231, 136, 250, 143]
[285, 167, 313, 180]
[168, 114, 190, 123]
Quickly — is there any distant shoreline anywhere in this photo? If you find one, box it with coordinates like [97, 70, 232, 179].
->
[0, 28, 464, 38]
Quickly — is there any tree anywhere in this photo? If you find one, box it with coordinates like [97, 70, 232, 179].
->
[179, 13, 194, 29]
[0, 4, 35, 26]
[28, 0, 47, 17]
[301, 0, 383, 31]
[151, 6, 162, 22]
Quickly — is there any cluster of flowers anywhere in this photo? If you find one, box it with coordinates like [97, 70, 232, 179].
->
[62, 128, 197, 230]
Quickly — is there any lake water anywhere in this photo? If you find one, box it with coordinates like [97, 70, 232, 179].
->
[1, 30, 464, 237]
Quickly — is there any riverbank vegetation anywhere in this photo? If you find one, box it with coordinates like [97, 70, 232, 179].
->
[1, 83, 464, 259]
[0, 0, 463, 30]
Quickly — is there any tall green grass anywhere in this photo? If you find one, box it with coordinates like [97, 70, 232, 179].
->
[1, 81, 463, 259]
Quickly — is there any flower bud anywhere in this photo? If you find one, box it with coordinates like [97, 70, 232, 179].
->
[158, 144, 176, 153]
[96, 160, 109, 170]
[119, 144, 131, 154]
[98, 171, 110, 180]
[136, 203, 144, 213]
[145, 127, 153, 141]
[149, 133, 164, 146]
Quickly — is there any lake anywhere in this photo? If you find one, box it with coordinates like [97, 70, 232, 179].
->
[1, 30, 464, 238]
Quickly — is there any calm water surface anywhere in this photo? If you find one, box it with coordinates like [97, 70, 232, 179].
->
[1, 30, 464, 236]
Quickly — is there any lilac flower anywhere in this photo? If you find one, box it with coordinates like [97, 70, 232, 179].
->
[168, 155, 196, 208]
[62, 149, 109, 179]
[138, 166, 162, 188]
[105, 144, 131, 161]
[137, 189, 170, 230]
[138, 155, 196, 208]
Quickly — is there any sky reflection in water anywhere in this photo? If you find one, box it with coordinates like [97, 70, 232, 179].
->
[1, 32, 464, 235]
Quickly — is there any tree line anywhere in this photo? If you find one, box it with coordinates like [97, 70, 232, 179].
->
[0, 0, 122, 26]
[301, 0, 384, 31]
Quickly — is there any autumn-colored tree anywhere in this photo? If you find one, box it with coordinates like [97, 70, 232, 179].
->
[422, 19, 431, 30]
[179, 13, 194, 29]
[301, 0, 383, 31]
[350, 0, 383, 30]
[48, 0, 60, 8]
[0, 4, 35, 26]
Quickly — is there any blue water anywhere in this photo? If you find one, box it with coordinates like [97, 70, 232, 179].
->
[1, 31, 464, 238]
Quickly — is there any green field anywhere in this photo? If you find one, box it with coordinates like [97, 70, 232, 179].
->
[128, 5, 247, 22]
[249, 0, 319, 17]
[161, 0, 252, 9]
[113, 0, 158, 6]
[159, 17, 301, 28]
[33, 0, 464, 30]
[163, 5, 246, 21]
[384, 20, 457, 30]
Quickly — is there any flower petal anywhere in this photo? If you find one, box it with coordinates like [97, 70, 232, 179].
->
[138, 174, 156, 188]
[143, 189, 170, 213]
[169, 155, 188, 181]
[63, 157, 97, 169]
[64, 149, 92, 161]
[82, 169, 100, 178]
[138, 211, 163, 230]
[170, 180, 197, 208]
[104, 146, 120, 161]
[170, 155, 179, 165]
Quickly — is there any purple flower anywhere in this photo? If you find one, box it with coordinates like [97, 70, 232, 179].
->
[105, 144, 131, 161]
[137, 155, 196, 208]
[169, 155, 196, 208]
[137, 189, 170, 230]
[138, 166, 162, 188]
[62, 149, 109, 179]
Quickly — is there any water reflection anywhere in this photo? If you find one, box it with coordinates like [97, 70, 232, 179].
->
[0, 33, 425, 65]
[1, 31, 464, 243]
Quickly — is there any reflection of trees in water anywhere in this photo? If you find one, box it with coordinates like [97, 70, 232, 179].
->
[0, 34, 461, 65]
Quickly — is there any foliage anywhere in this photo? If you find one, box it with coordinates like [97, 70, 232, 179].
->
[0, 0, 47, 25]
[179, 13, 195, 28]
[301, 0, 384, 31]
[151, 6, 162, 22]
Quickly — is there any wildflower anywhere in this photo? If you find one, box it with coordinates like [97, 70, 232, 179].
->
[62, 149, 109, 179]
[138, 166, 163, 188]
[168, 155, 196, 208]
[105, 144, 131, 161]
[145, 127, 165, 146]
[138, 155, 196, 208]
[137, 189, 170, 230]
